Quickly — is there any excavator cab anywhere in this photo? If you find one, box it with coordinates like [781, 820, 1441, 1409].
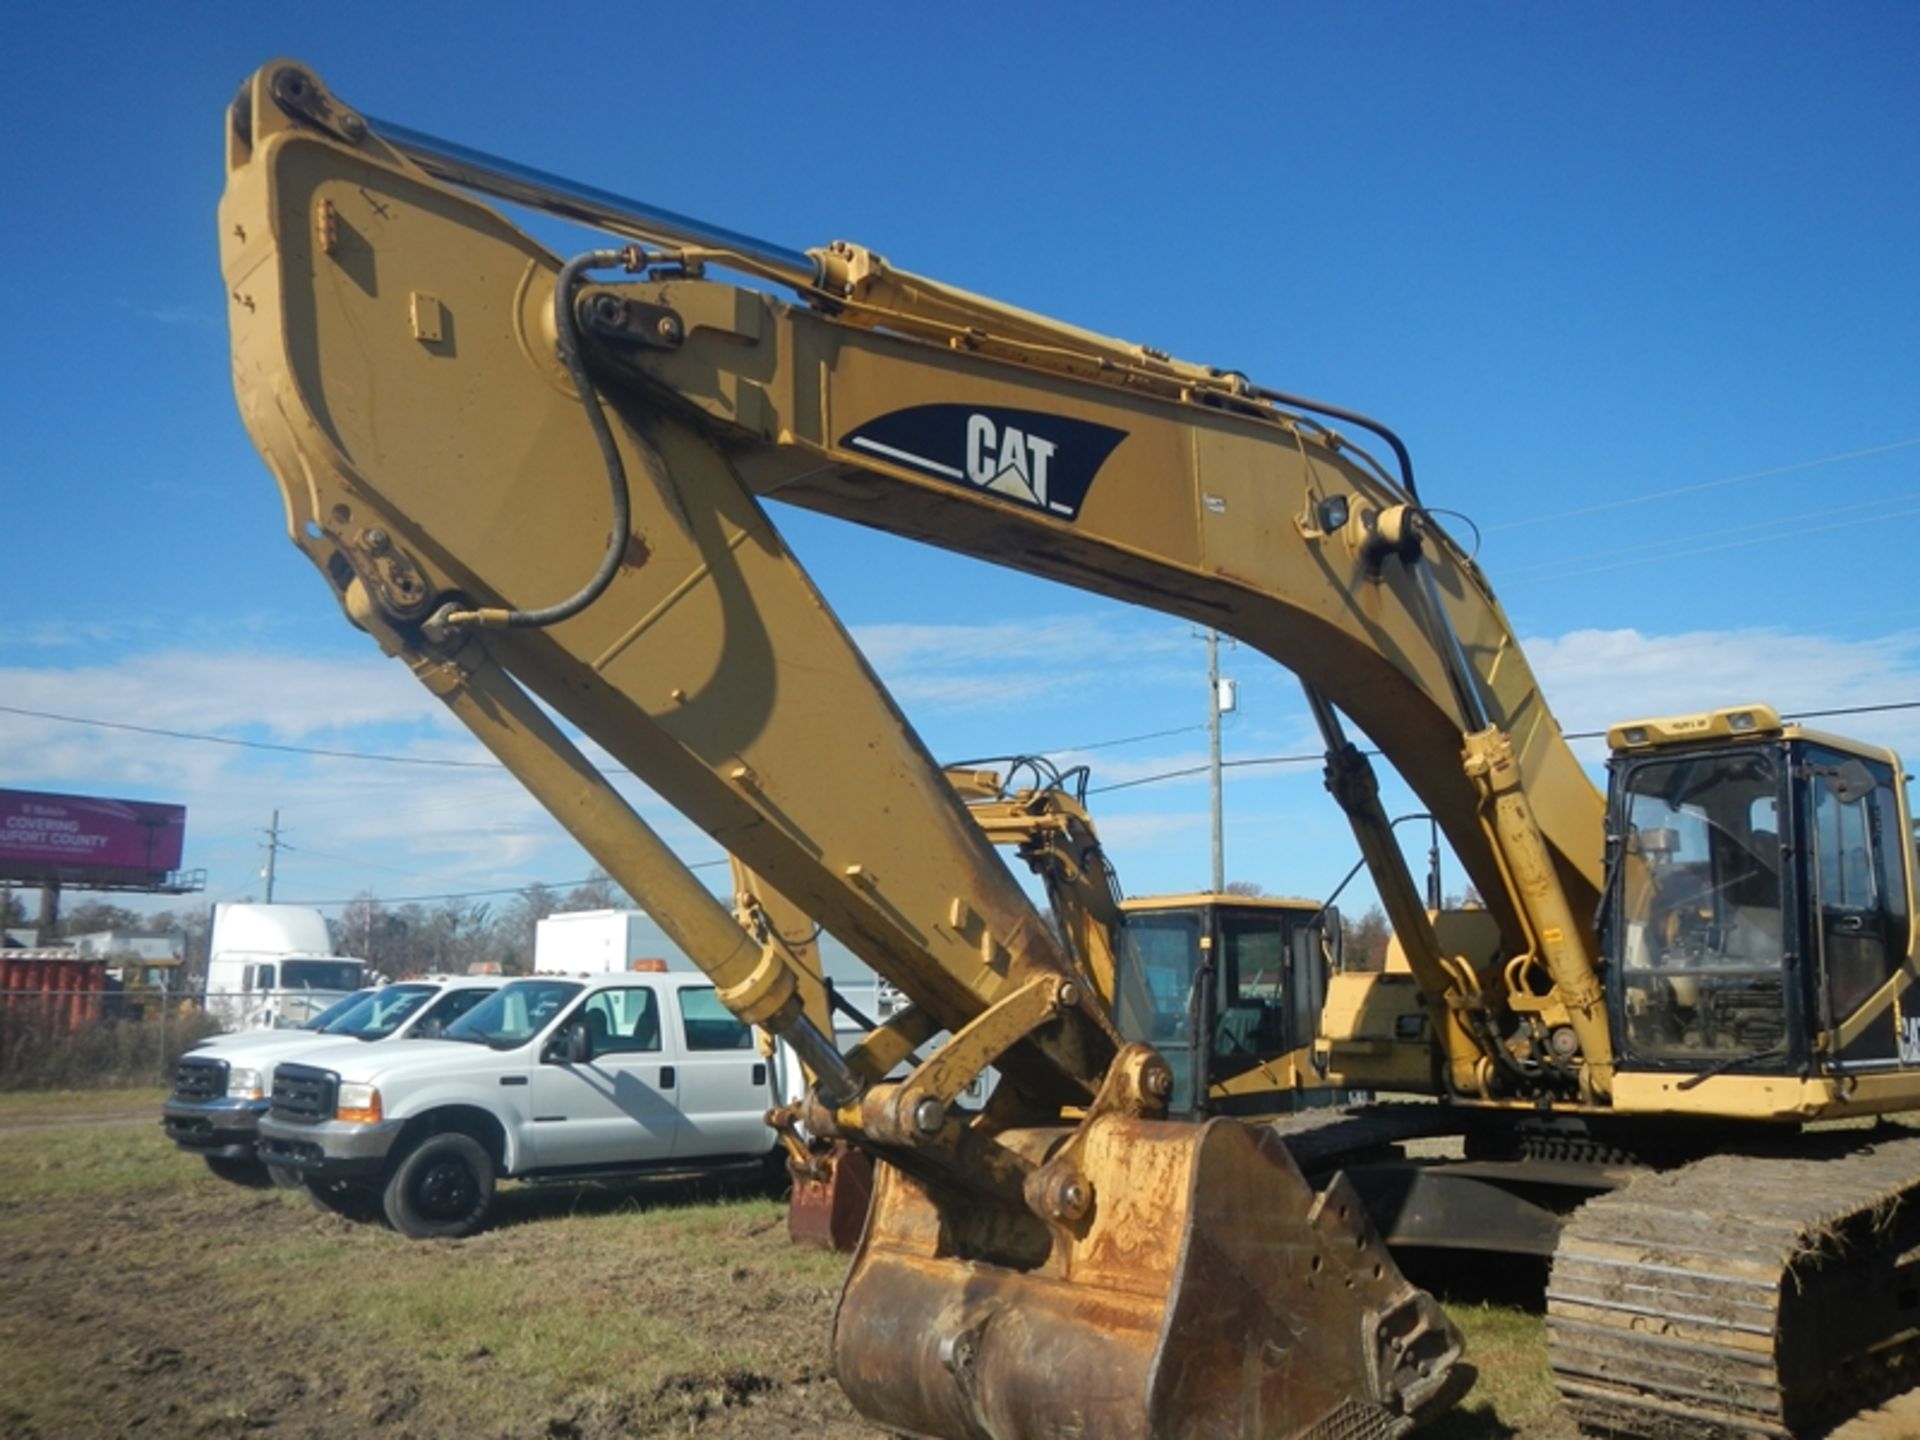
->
[1117, 895, 1335, 1115]
[1605, 704, 1918, 1083]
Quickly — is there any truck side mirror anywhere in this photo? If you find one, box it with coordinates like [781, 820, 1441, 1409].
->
[546, 1020, 591, 1065]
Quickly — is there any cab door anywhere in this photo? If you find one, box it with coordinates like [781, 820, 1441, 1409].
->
[528, 983, 682, 1168]
[1112, 909, 1205, 1114]
[1805, 748, 1910, 1068]
[668, 983, 775, 1158]
[1207, 906, 1328, 1114]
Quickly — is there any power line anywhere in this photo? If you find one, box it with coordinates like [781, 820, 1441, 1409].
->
[1497, 488, 1920, 581]
[1037, 722, 1207, 755]
[0, 701, 1201, 775]
[284, 859, 729, 909]
[1504, 500, 1920, 587]
[14, 690, 1920, 808]
[0, 703, 502, 769]
[1487, 436, 1920, 533]
[1086, 699, 1920, 795]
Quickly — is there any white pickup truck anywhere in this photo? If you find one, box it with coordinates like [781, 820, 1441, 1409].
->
[255, 971, 782, 1237]
[163, 977, 499, 1184]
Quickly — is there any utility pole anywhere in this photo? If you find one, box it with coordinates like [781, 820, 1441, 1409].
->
[1207, 630, 1224, 893]
[261, 809, 284, 903]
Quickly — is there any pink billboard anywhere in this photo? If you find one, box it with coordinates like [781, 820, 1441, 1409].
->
[0, 789, 187, 883]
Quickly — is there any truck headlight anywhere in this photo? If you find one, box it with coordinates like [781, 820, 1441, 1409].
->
[336, 1082, 382, 1125]
[227, 1067, 265, 1101]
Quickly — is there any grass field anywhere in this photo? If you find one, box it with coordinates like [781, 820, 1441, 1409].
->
[0, 1089, 1577, 1439]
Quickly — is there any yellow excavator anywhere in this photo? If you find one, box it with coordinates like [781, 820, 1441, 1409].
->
[219, 61, 1920, 1439]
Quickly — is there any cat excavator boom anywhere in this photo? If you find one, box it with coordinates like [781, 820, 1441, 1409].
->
[222, 61, 1920, 1439]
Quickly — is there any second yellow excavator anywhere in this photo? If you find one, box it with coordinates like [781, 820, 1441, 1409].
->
[220, 60, 1920, 1439]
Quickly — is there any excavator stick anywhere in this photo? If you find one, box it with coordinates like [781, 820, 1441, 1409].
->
[839, 1116, 1466, 1440]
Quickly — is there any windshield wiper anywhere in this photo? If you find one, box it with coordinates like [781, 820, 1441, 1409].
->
[1676, 1044, 1788, 1091]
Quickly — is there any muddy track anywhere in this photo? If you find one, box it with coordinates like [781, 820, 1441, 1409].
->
[1547, 1133, 1920, 1438]
[0, 1180, 882, 1439]
[0, 1109, 151, 1132]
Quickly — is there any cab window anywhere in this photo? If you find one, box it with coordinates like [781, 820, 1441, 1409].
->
[1807, 747, 1906, 1062]
[1614, 748, 1788, 1066]
[579, 987, 661, 1055]
[679, 987, 752, 1051]
[1213, 911, 1292, 1072]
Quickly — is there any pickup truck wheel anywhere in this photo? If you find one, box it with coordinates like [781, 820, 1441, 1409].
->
[265, 1163, 306, 1191]
[382, 1132, 495, 1239]
[304, 1177, 383, 1223]
[204, 1155, 272, 1188]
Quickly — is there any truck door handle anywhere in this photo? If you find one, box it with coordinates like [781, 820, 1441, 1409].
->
[659, 1065, 675, 1088]
[751, 1062, 767, 1087]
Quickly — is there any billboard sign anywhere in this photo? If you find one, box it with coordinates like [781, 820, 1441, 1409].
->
[0, 789, 187, 886]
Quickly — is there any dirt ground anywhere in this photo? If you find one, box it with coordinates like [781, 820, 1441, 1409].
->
[0, 1193, 873, 1440]
[0, 1098, 876, 1440]
[3, 1094, 1912, 1440]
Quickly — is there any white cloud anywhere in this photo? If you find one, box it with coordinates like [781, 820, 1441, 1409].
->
[1524, 626, 1920, 761]
[850, 615, 1189, 712]
[121, 300, 221, 331]
[9, 618, 1920, 924]
[0, 649, 724, 910]
[1, 649, 442, 741]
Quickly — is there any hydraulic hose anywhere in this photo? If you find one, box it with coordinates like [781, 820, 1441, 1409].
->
[437, 248, 633, 630]
[1250, 382, 1420, 504]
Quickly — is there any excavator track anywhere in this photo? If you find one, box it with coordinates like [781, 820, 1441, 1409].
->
[1546, 1130, 1920, 1438]
[1265, 1102, 1474, 1168]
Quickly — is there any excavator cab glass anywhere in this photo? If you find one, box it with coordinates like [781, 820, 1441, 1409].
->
[1803, 744, 1908, 1065]
[1116, 898, 1331, 1113]
[1611, 745, 1794, 1068]
[1609, 736, 1918, 1076]
[1113, 907, 1204, 1110]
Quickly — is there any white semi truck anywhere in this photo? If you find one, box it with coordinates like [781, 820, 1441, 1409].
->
[204, 902, 370, 1030]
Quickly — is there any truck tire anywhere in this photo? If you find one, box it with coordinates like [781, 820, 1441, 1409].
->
[381, 1132, 496, 1239]
[305, 1177, 383, 1223]
[265, 1163, 306, 1191]
[204, 1154, 272, 1188]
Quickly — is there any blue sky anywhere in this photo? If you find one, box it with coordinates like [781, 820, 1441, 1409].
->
[3, 3, 1917, 941]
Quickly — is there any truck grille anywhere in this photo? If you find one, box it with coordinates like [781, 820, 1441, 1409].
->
[172, 1055, 229, 1102]
[270, 1063, 338, 1124]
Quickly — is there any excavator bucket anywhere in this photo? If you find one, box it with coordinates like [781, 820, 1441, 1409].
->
[835, 1115, 1466, 1440]
[788, 1141, 875, 1253]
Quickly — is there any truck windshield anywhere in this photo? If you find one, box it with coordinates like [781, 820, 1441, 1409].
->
[443, 980, 583, 1050]
[323, 983, 436, 1040]
[280, 959, 365, 991]
[297, 988, 375, 1030]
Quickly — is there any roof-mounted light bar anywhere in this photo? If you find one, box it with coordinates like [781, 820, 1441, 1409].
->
[1607, 704, 1784, 753]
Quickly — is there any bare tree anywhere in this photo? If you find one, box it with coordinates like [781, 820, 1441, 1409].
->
[564, 869, 628, 912]
[500, 883, 559, 974]
[1340, 905, 1391, 972]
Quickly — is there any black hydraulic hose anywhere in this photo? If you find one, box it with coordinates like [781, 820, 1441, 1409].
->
[1249, 382, 1420, 504]
[438, 248, 633, 630]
